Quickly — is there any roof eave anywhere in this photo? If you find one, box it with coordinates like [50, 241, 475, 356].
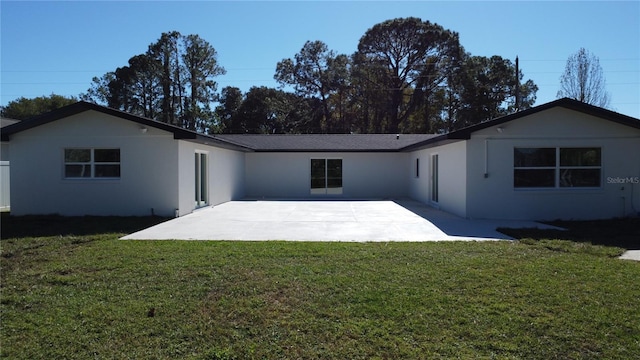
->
[441, 98, 640, 140]
[400, 134, 462, 151]
[184, 134, 254, 152]
[252, 148, 408, 153]
[0, 101, 255, 151]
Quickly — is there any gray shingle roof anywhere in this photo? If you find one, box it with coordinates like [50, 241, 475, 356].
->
[214, 134, 440, 152]
[7, 98, 636, 152]
[1, 103, 438, 151]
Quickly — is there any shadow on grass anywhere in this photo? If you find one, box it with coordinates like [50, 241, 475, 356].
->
[0, 212, 170, 239]
[499, 217, 640, 250]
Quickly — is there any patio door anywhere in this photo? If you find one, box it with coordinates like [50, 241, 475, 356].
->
[431, 154, 439, 203]
[311, 158, 343, 195]
[195, 152, 208, 208]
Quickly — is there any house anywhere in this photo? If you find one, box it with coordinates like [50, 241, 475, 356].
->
[1, 98, 639, 220]
[1, 117, 20, 211]
[405, 101, 640, 220]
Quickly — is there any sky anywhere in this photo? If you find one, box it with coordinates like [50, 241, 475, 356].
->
[1, 1, 639, 118]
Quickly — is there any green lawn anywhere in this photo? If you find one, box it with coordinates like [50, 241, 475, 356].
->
[1, 214, 639, 359]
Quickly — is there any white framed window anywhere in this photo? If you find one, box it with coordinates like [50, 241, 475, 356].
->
[64, 148, 120, 179]
[514, 147, 601, 188]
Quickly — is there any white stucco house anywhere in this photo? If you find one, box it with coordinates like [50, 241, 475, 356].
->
[1, 117, 19, 211]
[1, 98, 639, 220]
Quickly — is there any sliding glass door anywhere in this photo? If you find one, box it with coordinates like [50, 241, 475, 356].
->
[311, 158, 342, 195]
[431, 154, 439, 203]
[195, 152, 208, 207]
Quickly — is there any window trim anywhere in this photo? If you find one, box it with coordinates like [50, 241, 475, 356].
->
[63, 148, 121, 180]
[513, 147, 602, 190]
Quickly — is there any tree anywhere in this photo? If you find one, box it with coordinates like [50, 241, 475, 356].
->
[214, 86, 244, 133]
[215, 86, 322, 134]
[182, 34, 226, 131]
[127, 54, 162, 119]
[82, 72, 114, 106]
[83, 31, 225, 130]
[449, 55, 537, 130]
[348, 51, 394, 133]
[354, 17, 462, 133]
[82, 54, 162, 118]
[274, 40, 349, 132]
[1, 94, 77, 120]
[557, 48, 610, 108]
[148, 31, 183, 125]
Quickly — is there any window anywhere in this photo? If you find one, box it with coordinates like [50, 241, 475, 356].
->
[514, 147, 600, 188]
[64, 148, 120, 179]
[311, 159, 342, 195]
[415, 158, 420, 178]
[513, 148, 555, 188]
[559, 148, 601, 187]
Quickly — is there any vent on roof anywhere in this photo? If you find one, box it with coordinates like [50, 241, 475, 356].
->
[396, 134, 399, 140]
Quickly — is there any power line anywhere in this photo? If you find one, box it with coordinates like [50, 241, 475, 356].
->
[535, 82, 639, 87]
[0, 67, 276, 73]
[520, 58, 640, 62]
[5, 80, 639, 87]
[2, 82, 92, 85]
[526, 70, 639, 74]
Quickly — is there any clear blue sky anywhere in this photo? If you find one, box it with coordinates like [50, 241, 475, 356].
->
[1, 1, 639, 118]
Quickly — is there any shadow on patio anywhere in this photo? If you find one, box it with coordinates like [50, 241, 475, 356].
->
[392, 199, 561, 240]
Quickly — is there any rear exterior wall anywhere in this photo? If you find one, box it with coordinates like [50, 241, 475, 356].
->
[244, 152, 409, 199]
[9, 111, 180, 216]
[465, 107, 640, 220]
[177, 141, 245, 216]
[409, 141, 468, 217]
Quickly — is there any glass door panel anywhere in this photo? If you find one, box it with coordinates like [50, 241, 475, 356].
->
[431, 154, 439, 203]
[326, 159, 343, 195]
[310, 159, 327, 194]
[195, 153, 208, 207]
[310, 159, 343, 195]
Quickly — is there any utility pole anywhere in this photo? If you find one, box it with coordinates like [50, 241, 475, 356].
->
[515, 56, 520, 112]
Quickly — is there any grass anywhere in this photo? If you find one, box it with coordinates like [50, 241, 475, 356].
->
[1, 214, 639, 359]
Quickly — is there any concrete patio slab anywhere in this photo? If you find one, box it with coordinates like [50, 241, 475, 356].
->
[121, 199, 561, 242]
[619, 250, 640, 261]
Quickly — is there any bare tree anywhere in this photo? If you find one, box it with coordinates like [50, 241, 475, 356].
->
[557, 48, 610, 108]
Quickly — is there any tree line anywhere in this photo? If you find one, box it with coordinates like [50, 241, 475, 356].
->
[81, 31, 225, 132]
[78, 18, 540, 134]
[7, 18, 610, 132]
